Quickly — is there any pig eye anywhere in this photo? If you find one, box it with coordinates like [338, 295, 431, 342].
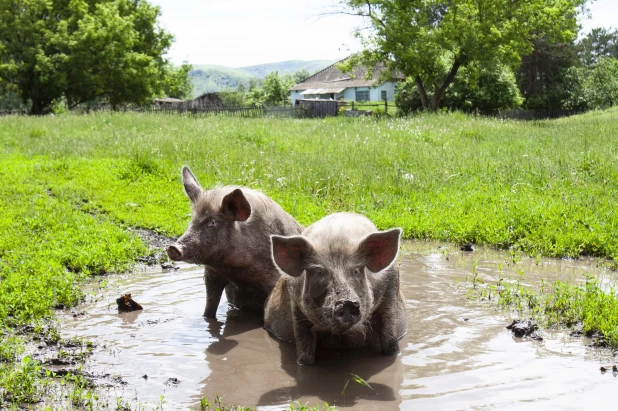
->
[313, 268, 323, 276]
[353, 267, 363, 275]
[206, 219, 217, 228]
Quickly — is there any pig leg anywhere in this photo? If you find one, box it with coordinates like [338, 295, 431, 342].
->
[203, 269, 228, 318]
[374, 299, 400, 355]
[292, 305, 316, 365]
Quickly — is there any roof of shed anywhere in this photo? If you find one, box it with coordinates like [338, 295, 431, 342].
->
[290, 58, 405, 91]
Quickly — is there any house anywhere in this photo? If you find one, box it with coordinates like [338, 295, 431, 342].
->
[289, 59, 405, 105]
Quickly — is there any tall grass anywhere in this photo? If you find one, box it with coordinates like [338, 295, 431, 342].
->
[2, 109, 617, 259]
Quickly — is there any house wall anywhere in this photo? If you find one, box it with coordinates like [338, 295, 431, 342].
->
[291, 90, 303, 105]
[291, 82, 398, 105]
[342, 82, 397, 102]
[291, 91, 345, 105]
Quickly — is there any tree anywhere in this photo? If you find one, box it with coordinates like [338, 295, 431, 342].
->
[340, 0, 587, 111]
[395, 62, 522, 114]
[293, 68, 311, 84]
[444, 63, 523, 111]
[577, 27, 618, 67]
[516, 37, 580, 109]
[162, 62, 193, 100]
[584, 57, 618, 109]
[262, 71, 294, 106]
[246, 86, 266, 105]
[0, 0, 178, 114]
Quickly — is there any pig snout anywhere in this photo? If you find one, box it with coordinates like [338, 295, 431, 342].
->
[334, 300, 361, 328]
[166, 244, 184, 261]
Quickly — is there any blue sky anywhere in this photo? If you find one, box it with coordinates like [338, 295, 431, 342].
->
[150, 0, 618, 67]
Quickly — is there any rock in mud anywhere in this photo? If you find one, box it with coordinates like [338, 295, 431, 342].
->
[48, 358, 75, 366]
[116, 293, 143, 312]
[600, 364, 617, 372]
[460, 243, 475, 252]
[506, 319, 543, 341]
[160, 261, 178, 271]
[165, 377, 181, 386]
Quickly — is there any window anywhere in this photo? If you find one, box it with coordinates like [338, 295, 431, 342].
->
[381, 90, 387, 101]
[355, 90, 370, 102]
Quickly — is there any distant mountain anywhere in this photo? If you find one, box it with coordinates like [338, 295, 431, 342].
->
[239, 60, 338, 78]
[189, 59, 338, 96]
[189, 65, 256, 97]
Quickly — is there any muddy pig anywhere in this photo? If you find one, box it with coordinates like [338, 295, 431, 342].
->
[264, 212, 407, 365]
[166, 166, 302, 318]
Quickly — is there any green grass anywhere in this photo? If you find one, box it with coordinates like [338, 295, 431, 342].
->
[1, 108, 618, 407]
[467, 270, 618, 349]
[3, 109, 618, 258]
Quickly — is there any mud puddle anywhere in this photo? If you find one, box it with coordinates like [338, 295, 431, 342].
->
[58, 242, 617, 410]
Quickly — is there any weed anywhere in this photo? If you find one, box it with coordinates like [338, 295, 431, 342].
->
[340, 372, 375, 405]
[467, 271, 618, 349]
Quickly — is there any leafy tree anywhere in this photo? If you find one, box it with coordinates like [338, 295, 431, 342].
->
[293, 68, 311, 84]
[395, 62, 522, 114]
[560, 66, 590, 110]
[162, 62, 193, 99]
[248, 78, 261, 92]
[516, 37, 580, 109]
[0, 0, 177, 114]
[577, 27, 618, 67]
[262, 71, 294, 105]
[444, 63, 523, 111]
[584, 57, 618, 109]
[246, 86, 266, 105]
[394, 79, 424, 115]
[340, 0, 586, 111]
[219, 89, 245, 106]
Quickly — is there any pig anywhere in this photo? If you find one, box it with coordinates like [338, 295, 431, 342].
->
[264, 212, 407, 365]
[166, 166, 303, 318]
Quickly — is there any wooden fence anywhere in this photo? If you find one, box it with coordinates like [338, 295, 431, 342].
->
[263, 105, 308, 118]
[84, 103, 264, 118]
[473, 108, 585, 121]
[296, 99, 391, 117]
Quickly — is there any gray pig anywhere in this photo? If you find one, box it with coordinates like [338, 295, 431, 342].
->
[264, 212, 407, 365]
[166, 166, 302, 318]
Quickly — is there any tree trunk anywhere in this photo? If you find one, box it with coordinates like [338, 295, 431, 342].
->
[415, 57, 463, 111]
[30, 99, 43, 115]
[431, 58, 463, 110]
[415, 76, 430, 109]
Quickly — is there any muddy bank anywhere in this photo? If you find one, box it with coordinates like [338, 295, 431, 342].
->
[128, 227, 175, 265]
[58, 241, 617, 410]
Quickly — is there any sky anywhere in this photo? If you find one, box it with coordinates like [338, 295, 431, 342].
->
[150, 0, 618, 68]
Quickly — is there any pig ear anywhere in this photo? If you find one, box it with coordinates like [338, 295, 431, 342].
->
[221, 188, 251, 222]
[357, 228, 402, 273]
[182, 166, 202, 203]
[271, 235, 313, 277]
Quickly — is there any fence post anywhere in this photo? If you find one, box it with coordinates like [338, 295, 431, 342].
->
[352, 101, 355, 111]
[385, 100, 388, 115]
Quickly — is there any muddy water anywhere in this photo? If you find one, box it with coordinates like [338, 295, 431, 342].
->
[59, 242, 617, 410]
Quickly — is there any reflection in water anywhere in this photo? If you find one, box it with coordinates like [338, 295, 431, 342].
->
[58, 242, 616, 410]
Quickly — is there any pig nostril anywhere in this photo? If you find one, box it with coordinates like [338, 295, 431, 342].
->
[166, 245, 183, 261]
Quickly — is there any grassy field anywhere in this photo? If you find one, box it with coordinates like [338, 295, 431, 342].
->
[1, 109, 618, 407]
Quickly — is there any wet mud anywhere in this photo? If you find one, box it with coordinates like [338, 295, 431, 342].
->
[58, 241, 618, 410]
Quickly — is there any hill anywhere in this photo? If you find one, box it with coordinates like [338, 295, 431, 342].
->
[189, 59, 337, 96]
